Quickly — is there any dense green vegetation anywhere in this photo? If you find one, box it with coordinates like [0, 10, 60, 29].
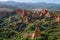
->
[0, 11, 60, 40]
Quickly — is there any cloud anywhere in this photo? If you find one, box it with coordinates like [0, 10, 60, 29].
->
[0, 0, 8, 1]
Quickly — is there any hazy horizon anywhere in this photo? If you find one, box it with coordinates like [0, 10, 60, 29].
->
[0, 0, 60, 4]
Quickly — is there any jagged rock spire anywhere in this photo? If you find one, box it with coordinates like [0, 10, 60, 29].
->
[29, 27, 41, 39]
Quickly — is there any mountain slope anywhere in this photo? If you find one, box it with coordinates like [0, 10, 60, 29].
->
[0, 4, 19, 12]
[0, 1, 60, 11]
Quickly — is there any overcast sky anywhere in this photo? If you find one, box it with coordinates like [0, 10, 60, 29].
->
[0, 0, 60, 4]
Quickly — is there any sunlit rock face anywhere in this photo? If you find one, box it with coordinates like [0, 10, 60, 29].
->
[45, 12, 51, 17]
[14, 9, 60, 23]
[39, 9, 51, 17]
[29, 27, 41, 39]
[30, 33, 35, 39]
[55, 15, 60, 22]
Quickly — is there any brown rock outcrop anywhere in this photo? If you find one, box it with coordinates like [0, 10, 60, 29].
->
[39, 9, 51, 17]
[40, 9, 48, 14]
[23, 16, 28, 23]
[29, 27, 41, 39]
[15, 9, 22, 14]
[15, 9, 26, 17]
[55, 15, 60, 22]
[34, 27, 41, 37]
[45, 12, 51, 17]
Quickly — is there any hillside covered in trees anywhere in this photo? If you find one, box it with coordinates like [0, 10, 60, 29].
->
[0, 9, 60, 40]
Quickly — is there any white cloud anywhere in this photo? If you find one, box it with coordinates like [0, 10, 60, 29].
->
[0, 0, 8, 1]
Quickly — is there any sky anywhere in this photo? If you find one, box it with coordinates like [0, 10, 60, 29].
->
[0, 0, 60, 4]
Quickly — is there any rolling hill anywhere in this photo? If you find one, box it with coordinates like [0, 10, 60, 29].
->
[0, 1, 60, 11]
[0, 4, 19, 12]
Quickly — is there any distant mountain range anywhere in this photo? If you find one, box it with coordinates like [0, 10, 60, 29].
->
[0, 4, 20, 12]
[0, 1, 60, 11]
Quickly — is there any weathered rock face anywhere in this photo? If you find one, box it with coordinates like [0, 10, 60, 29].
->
[30, 33, 35, 39]
[45, 12, 51, 17]
[55, 15, 60, 22]
[23, 16, 28, 23]
[39, 9, 51, 17]
[29, 27, 41, 39]
[21, 10, 26, 17]
[15, 9, 26, 17]
[15, 9, 22, 14]
[40, 9, 48, 14]
[34, 27, 41, 37]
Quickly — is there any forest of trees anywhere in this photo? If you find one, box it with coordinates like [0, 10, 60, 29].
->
[0, 9, 60, 40]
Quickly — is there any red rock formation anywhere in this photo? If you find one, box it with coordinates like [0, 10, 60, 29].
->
[39, 11, 42, 17]
[34, 27, 41, 37]
[39, 9, 51, 17]
[23, 16, 28, 23]
[30, 33, 35, 39]
[29, 27, 41, 39]
[15, 9, 22, 14]
[45, 12, 51, 17]
[21, 10, 26, 17]
[15, 9, 26, 17]
[55, 15, 60, 22]
[40, 9, 48, 14]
